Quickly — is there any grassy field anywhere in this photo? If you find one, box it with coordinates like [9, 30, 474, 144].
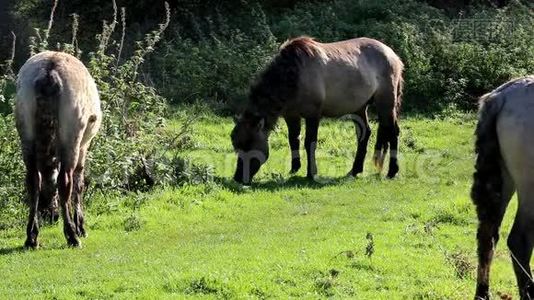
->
[0, 112, 521, 299]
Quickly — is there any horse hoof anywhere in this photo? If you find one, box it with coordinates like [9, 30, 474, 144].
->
[290, 160, 301, 174]
[67, 237, 81, 248]
[24, 239, 39, 249]
[387, 166, 399, 179]
[77, 229, 88, 238]
[349, 168, 363, 177]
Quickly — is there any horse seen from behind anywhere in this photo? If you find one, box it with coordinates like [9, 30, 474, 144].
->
[15, 51, 102, 248]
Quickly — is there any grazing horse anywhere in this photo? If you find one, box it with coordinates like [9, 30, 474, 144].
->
[15, 51, 101, 248]
[472, 76, 534, 299]
[231, 36, 403, 184]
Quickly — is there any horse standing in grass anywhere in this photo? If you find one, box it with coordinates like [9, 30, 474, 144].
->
[15, 51, 101, 248]
[472, 76, 534, 299]
[231, 36, 403, 184]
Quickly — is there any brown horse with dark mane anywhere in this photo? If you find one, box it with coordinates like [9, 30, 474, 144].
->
[231, 36, 404, 184]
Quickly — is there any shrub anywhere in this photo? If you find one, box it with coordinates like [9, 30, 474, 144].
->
[149, 1, 278, 111]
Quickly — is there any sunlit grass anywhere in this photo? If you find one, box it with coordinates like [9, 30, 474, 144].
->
[0, 112, 520, 298]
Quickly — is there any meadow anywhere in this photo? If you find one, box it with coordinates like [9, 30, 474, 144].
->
[1, 0, 533, 298]
[0, 112, 521, 299]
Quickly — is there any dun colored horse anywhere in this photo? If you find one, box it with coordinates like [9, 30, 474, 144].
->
[15, 51, 101, 248]
[231, 36, 403, 184]
[472, 76, 534, 299]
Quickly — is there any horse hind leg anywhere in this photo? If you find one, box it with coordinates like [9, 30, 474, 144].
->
[373, 91, 399, 177]
[22, 145, 42, 249]
[38, 162, 59, 224]
[285, 117, 302, 174]
[472, 166, 514, 299]
[350, 106, 371, 176]
[507, 186, 534, 299]
[304, 117, 320, 180]
[73, 146, 88, 237]
[386, 122, 400, 178]
[373, 122, 388, 172]
[58, 143, 82, 247]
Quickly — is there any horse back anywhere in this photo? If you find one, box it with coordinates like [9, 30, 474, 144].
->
[295, 38, 403, 117]
[495, 77, 534, 186]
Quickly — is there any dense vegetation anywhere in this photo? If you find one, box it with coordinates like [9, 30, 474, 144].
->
[2, 0, 534, 112]
[0, 1, 532, 297]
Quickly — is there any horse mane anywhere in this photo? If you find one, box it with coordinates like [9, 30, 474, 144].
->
[280, 36, 324, 58]
[479, 76, 534, 106]
[245, 36, 324, 132]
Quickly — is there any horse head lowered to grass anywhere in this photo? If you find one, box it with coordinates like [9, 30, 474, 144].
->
[231, 36, 404, 184]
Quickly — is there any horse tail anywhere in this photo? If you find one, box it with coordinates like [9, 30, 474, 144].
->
[395, 75, 404, 120]
[471, 92, 505, 223]
[34, 60, 62, 218]
[373, 73, 403, 174]
[35, 61, 62, 102]
[34, 61, 62, 120]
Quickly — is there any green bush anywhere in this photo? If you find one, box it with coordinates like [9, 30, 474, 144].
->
[146, 0, 534, 113]
[5, 0, 533, 113]
[0, 113, 26, 230]
[150, 1, 278, 110]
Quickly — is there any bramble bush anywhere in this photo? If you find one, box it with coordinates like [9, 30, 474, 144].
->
[0, 36, 25, 229]
[149, 1, 279, 111]
[4, 0, 534, 113]
[5, 0, 533, 114]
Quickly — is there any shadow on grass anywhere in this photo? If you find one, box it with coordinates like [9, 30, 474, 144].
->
[0, 245, 26, 255]
[214, 173, 382, 193]
[0, 243, 85, 254]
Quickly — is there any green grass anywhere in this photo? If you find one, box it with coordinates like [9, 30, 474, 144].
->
[0, 112, 521, 299]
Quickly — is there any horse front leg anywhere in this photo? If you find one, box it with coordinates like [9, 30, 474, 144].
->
[473, 167, 515, 299]
[304, 117, 320, 180]
[285, 117, 301, 174]
[350, 107, 371, 176]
